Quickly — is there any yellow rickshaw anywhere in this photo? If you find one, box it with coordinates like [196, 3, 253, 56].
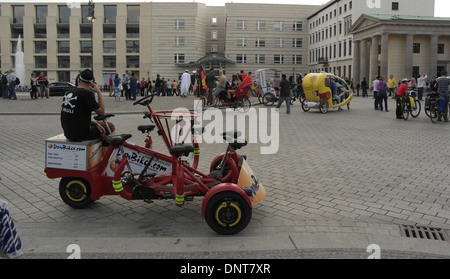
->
[302, 73, 353, 114]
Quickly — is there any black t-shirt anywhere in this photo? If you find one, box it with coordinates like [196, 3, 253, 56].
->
[60, 88, 100, 141]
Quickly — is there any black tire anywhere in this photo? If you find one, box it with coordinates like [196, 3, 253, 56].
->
[402, 102, 410, 121]
[235, 98, 251, 113]
[263, 93, 276, 106]
[205, 191, 252, 235]
[319, 99, 329, 114]
[299, 93, 306, 104]
[59, 178, 93, 209]
[430, 105, 439, 123]
[410, 100, 421, 118]
[301, 102, 310, 112]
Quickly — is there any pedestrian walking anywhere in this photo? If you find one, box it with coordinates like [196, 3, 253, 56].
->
[130, 72, 138, 100]
[181, 70, 191, 98]
[1, 71, 10, 99]
[109, 74, 113, 97]
[275, 74, 291, 114]
[361, 77, 368, 98]
[388, 75, 396, 98]
[113, 73, 121, 102]
[372, 76, 380, 110]
[8, 69, 17, 100]
[30, 72, 38, 99]
[377, 77, 388, 112]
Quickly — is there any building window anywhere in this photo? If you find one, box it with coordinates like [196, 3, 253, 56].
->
[256, 21, 266, 30]
[58, 71, 70, 82]
[80, 41, 92, 53]
[127, 5, 140, 24]
[80, 25, 91, 39]
[104, 5, 117, 24]
[80, 56, 91, 68]
[237, 38, 247, 47]
[175, 36, 185, 47]
[127, 56, 140, 68]
[36, 6, 48, 24]
[34, 25, 47, 39]
[35, 56, 47, 68]
[211, 31, 218, 41]
[412, 66, 420, 77]
[413, 43, 421, 54]
[103, 25, 116, 39]
[211, 45, 218, 53]
[438, 44, 445, 54]
[274, 54, 284, 64]
[13, 5, 24, 24]
[126, 26, 139, 38]
[174, 54, 185, 64]
[274, 21, 284, 31]
[58, 5, 70, 24]
[175, 20, 185, 30]
[211, 17, 218, 26]
[35, 41, 47, 54]
[293, 55, 302, 65]
[392, 2, 399, 11]
[293, 38, 303, 48]
[236, 54, 247, 64]
[58, 56, 70, 68]
[237, 20, 247, 30]
[255, 38, 266, 47]
[103, 41, 116, 53]
[103, 56, 116, 68]
[274, 38, 285, 48]
[293, 21, 303, 31]
[57, 25, 70, 38]
[255, 54, 266, 64]
[126, 41, 140, 53]
[57, 41, 70, 53]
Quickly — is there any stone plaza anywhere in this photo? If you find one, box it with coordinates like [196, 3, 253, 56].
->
[0, 92, 450, 259]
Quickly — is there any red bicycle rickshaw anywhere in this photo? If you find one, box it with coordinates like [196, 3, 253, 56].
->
[45, 95, 265, 235]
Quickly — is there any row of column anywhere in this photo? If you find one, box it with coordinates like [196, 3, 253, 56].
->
[353, 34, 439, 84]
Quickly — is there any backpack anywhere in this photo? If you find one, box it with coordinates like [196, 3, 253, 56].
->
[16, 77, 20, 85]
[1, 75, 7, 85]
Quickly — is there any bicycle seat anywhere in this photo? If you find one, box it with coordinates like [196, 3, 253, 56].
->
[138, 125, 156, 134]
[170, 145, 195, 158]
[230, 139, 247, 150]
[94, 114, 115, 121]
[222, 130, 242, 143]
[105, 134, 132, 147]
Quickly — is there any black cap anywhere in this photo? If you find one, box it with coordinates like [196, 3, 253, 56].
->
[79, 69, 94, 83]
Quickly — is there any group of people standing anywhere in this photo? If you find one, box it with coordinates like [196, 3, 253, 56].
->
[1, 69, 18, 100]
[106, 71, 193, 102]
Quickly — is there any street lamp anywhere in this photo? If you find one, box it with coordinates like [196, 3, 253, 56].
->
[87, 0, 96, 73]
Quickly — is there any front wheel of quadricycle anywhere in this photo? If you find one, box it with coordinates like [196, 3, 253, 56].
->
[402, 103, 410, 121]
[410, 100, 421, 118]
[59, 178, 93, 209]
[205, 191, 252, 235]
[301, 102, 310, 112]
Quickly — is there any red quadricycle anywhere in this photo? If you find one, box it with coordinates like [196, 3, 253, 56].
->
[45, 95, 265, 235]
[197, 74, 252, 113]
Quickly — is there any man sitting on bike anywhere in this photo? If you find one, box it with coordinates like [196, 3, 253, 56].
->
[395, 78, 409, 119]
[212, 70, 227, 106]
[61, 69, 115, 142]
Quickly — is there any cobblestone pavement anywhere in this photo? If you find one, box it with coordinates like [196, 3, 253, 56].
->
[0, 92, 449, 259]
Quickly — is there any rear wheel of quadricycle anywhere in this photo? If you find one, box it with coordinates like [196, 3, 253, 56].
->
[410, 100, 421, 118]
[235, 98, 251, 113]
[430, 105, 439, 123]
[59, 178, 93, 209]
[205, 191, 252, 235]
[319, 99, 329, 114]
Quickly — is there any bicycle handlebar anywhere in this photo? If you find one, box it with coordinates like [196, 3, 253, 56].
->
[133, 94, 155, 106]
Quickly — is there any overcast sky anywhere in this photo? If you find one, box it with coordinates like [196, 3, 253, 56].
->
[2, 0, 449, 17]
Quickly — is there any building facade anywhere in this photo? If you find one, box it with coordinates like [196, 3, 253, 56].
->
[0, 1, 449, 86]
[0, 2, 319, 85]
[307, 0, 436, 78]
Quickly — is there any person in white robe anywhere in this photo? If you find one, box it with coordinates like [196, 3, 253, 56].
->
[181, 70, 191, 98]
